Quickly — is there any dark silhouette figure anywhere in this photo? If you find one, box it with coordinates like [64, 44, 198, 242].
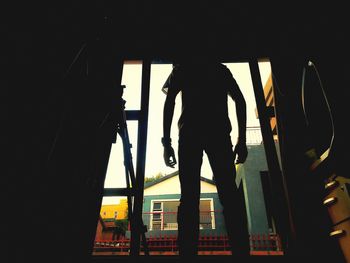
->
[161, 55, 250, 257]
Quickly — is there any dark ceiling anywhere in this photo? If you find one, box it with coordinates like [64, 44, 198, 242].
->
[38, 1, 348, 61]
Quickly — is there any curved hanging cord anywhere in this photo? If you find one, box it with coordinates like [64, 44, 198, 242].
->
[47, 43, 88, 161]
[301, 60, 335, 160]
[62, 43, 88, 79]
[272, 72, 286, 97]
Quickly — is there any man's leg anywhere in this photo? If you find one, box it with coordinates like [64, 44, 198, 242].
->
[177, 133, 203, 256]
[205, 135, 250, 256]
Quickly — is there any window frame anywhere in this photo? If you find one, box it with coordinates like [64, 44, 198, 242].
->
[149, 198, 215, 230]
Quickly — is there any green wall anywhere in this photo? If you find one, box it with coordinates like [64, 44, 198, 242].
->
[238, 144, 270, 235]
[142, 193, 227, 237]
[139, 145, 273, 238]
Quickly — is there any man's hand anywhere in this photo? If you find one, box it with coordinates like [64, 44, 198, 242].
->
[162, 137, 177, 168]
[163, 145, 177, 168]
[233, 141, 248, 164]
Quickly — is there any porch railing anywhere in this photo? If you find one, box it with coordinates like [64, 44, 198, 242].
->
[93, 233, 283, 255]
[140, 211, 217, 231]
[246, 126, 263, 145]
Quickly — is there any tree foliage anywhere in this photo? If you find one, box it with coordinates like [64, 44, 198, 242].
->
[113, 219, 128, 239]
[144, 172, 165, 183]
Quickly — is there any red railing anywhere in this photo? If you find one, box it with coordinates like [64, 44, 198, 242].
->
[94, 210, 283, 255]
[93, 233, 283, 255]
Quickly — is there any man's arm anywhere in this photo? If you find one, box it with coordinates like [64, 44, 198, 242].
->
[162, 68, 180, 168]
[233, 88, 247, 143]
[228, 77, 248, 163]
[163, 94, 175, 141]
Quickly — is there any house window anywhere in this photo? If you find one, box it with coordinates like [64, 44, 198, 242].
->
[199, 200, 213, 229]
[150, 199, 215, 230]
[153, 202, 162, 211]
[151, 202, 163, 230]
[114, 211, 118, 218]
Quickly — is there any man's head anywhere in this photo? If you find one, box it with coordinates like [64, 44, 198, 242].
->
[175, 37, 219, 66]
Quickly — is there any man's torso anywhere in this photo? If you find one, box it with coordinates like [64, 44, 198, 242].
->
[175, 62, 232, 134]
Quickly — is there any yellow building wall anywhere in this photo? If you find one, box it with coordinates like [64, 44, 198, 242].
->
[100, 199, 128, 220]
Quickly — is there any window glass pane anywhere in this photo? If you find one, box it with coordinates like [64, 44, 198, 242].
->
[148, 64, 177, 177]
[199, 200, 212, 229]
[199, 200, 211, 211]
[94, 60, 284, 256]
[163, 200, 179, 212]
[121, 61, 142, 110]
[152, 222, 161, 230]
[152, 213, 161, 221]
[153, 202, 162, 211]
[162, 201, 179, 229]
[104, 121, 138, 188]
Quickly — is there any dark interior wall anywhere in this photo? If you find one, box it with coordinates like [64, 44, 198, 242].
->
[4, 2, 119, 261]
[3, 1, 349, 262]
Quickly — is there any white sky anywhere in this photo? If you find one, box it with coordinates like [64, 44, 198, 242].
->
[102, 61, 271, 205]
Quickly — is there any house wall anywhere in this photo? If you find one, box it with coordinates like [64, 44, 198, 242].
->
[100, 199, 128, 220]
[238, 144, 270, 235]
[144, 176, 217, 196]
[142, 193, 227, 237]
[140, 149, 273, 238]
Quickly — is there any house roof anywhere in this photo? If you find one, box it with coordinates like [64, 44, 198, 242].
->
[144, 171, 215, 189]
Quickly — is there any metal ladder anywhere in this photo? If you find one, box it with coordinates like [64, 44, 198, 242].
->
[103, 60, 152, 256]
[112, 87, 149, 255]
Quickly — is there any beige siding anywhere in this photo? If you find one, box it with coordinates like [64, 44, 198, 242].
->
[144, 175, 217, 196]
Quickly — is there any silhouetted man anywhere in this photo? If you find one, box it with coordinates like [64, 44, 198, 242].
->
[161, 55, 250, 257]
